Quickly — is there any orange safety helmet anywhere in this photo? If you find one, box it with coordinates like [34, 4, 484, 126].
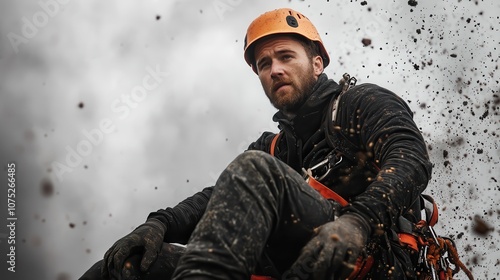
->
[244, 8, 330, 73]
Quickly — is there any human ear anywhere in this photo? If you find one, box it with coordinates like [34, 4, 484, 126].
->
[312, 55, 324, 77]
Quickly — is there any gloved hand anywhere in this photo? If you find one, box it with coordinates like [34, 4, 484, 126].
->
[286, 213, 371, 280]
[101, 218, 166, 279]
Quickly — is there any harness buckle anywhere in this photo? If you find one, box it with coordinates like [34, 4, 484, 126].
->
[339, 73, 357, 94]
[439, 252, 449, 271]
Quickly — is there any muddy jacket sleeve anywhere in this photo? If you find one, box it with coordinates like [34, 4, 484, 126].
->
[336, 84, 433, 230]
[147, 187, 213, 244]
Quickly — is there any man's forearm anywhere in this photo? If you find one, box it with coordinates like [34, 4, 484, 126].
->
[147, 186, 213, 244]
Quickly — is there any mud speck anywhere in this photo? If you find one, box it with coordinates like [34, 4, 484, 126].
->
[362, 38, 372, 47]
[443, 150, 449, 158]
[472, 215, 493, 236]
[57, 273, 71, 280]
[41, 178, 54, 197]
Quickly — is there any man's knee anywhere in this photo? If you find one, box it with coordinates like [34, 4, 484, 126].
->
[226, 151, 289, 184]
[215, 150, 283, 195]
[239, 150, 272, 159]
[232, 150, 277, 169]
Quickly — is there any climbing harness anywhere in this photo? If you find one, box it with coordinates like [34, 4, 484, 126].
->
[262, 73, 474, 280]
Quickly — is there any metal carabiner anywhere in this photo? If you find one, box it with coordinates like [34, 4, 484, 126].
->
[309, 157, 329, 172]
[307, 155, 343, 182]
[429, 264, 439, 280]
[417, 245, 429, 269]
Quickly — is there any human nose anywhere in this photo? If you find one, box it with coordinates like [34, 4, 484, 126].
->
[270, 60, 285, 78]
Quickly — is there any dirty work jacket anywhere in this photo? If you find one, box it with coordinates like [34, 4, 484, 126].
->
[148, 73, 433, 243]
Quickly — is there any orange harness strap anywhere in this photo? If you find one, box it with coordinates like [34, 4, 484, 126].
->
[250, 276, 274, 280]
[422, 194, 439, 227]
[307, 175, 349, 207]
[269, 133, 280, 157]
[396, 195, 440, 252]
[347, 255, 374, 280]
[398, 232, 419, 251]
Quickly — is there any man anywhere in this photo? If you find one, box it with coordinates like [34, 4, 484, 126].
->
[80, 8, 432, 280]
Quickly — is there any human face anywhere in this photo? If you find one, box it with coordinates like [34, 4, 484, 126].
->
[254, 35, 323, 113]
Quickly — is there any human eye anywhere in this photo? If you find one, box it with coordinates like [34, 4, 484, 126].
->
[281, 53, 293, 61]
[257, 59, 270, 71]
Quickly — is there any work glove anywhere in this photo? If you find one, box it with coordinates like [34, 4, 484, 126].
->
[101, 218, 166, 279]
[286, 213, 371, 280]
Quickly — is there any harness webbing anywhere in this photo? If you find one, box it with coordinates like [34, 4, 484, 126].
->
[269, 132, 280, 157]
[422, 194, 439, 227]
[306, 175, 348, 206]
[270, 132, 348, 207]
[250, 276, 274, 280]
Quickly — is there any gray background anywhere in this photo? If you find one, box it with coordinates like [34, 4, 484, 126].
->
[0, 0, 498, 279]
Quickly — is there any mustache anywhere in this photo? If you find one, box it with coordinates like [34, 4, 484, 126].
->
[271, 79, 293, 92]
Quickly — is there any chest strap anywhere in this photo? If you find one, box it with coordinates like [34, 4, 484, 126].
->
[270, 132, 348, 207]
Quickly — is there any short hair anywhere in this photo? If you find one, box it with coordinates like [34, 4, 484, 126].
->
[290, 34, 322, 60]
[251, 34, 322, 71]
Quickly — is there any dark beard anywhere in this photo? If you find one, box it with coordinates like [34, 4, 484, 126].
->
[261, 61, 319, 114]
[280, 74, 317, 113]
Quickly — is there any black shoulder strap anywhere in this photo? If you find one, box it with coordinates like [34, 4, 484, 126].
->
[323, 73, 360, 163]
